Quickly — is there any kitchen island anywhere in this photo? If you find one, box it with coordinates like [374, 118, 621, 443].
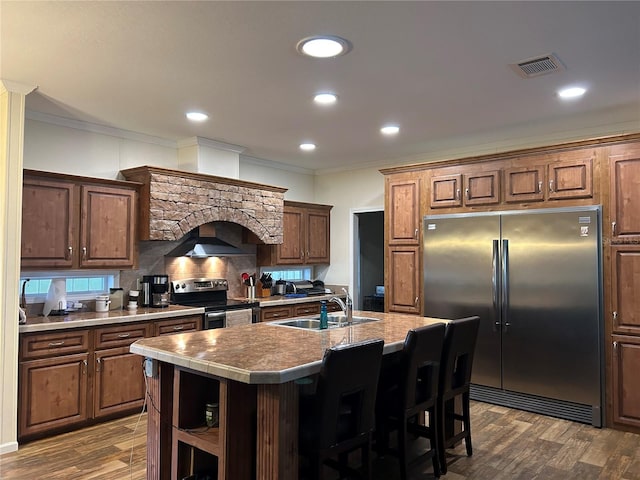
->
[130, 310, 451, 480]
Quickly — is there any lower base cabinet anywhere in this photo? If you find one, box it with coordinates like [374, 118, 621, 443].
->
[19, 353, 89, 438]
[18, 314, 202, 442]
[612, 335, 640, 429]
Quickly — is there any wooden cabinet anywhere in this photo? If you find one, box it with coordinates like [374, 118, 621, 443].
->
[612, 335, 640, 428]
[21, 170, 138, 269]
[18, 330, 90, 438]
[257, 201, 332, 266]
[430, 170, 500, 209]
[260, 299, 343, 322]
[387, 176, 421, 245]
[505, 151, 593, 204]
[386, 246, 421, 314]
[610, 143, 640, 242]
[385, 172, 423, 314]
[93, 323, 150, 419]
[611, 247, 640, 336]
[155, 315, 202, 336]
[18, 314, 199, 441]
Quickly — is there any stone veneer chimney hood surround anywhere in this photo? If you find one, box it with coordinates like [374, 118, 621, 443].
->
[120, 166, 287, 244]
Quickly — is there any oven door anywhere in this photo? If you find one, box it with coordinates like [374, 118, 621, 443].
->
[204, 311, 225, 329]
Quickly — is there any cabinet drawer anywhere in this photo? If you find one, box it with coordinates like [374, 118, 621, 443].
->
[155, 316, 202, 336]
[94, 322, 150, 348]
[261, 306, 292, 321]
[20, 330, 90, 360]
[294, 303, 321, 316]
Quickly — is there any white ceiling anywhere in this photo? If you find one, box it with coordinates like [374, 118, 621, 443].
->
[3, 1, 640, 172]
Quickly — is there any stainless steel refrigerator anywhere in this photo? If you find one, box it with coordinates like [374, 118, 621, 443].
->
[423, 206, 603, 426]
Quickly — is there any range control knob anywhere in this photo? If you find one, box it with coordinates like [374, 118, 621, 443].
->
[181, 283, 186, 289]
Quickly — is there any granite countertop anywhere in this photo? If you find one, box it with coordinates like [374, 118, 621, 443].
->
[130, 311, 450, 385]
[20, 304, 205, 333]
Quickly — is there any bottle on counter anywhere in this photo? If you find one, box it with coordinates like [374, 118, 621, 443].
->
[319, 301, 328, 329]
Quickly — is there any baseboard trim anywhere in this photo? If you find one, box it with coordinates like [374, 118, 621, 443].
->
[0, 441, 19, 455]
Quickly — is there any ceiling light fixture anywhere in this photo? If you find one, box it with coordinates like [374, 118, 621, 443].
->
[300, 143, 316, 151]
[314, 93, 338, 105]
[296, 35, 352, 58]
[380, 125, 400, 135]
[557, 87, 586, 99]
[186, 112, 208, 122]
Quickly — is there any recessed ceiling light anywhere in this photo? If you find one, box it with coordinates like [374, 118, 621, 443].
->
[557, 87, 586, 99]
[186, 112, 208, 122]
[296, 35, 352, 58]
[314, 93, 338, 105]
[380, 125, 400, 135]
[300, 143, 316, 151]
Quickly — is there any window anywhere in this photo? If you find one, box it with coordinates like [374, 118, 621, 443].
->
[20, 272, 117, 303]
[260, 267, 313, 282]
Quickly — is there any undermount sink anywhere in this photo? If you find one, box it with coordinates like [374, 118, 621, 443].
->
[269, 315, 379, 330]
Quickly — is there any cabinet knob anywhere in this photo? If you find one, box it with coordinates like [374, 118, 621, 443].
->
[82, 359, 87, 374]
[82, 247, 87, 259]
[613, 341, 618, 351]
[612, 221, 616, 235]
[414, 228, 418, 239]
[537, 181, 542, 193]
[173, 326, 184, 331]
[414, 297, 419, 306]
[456, 188, 461, 200]
[465, 188, 470, 200]
[67, 246, 73, 260]
[118, 333, 130, 338]
[48, 341, 65, 347]
[613, 311, 618, 320]
[549, 179, 555, 192]
[96, 357, 101, 372]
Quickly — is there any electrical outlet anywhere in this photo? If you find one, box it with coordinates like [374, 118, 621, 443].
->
[144, 357, 157, 377]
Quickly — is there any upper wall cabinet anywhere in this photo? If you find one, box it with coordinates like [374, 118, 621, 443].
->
[610, 142, 640, 242]
[426, 148, 597, 214]
[21, 170, 139, 270]
[257, 201, 332, 266]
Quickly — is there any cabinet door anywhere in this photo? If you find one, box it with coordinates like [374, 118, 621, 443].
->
[19, 353, 89, 439]
[429, 174, 462, 209]
[21, 178, 76, 268]
[547, 153, 593, 200]
[611, 247, 640, 335]
[276, 207, 305, 264]
[80, 185, 136, 268]
[464, 170, 500, 206]
[306, 209, 330, 263]
[93, 346, 146, 418]
[612, 335, 640, 428]
[387, 177, 421, 245]
[610, 144, 640, 242]
[504, 165, 545, 203]
[387, 246, 420, 314]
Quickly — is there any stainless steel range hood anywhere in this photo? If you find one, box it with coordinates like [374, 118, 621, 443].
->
[166, 225, 249, 257]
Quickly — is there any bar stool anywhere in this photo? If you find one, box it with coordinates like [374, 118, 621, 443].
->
[436, 316, 480, 475]
[298, 338, 385, 480]
[375, 323, 446, 479]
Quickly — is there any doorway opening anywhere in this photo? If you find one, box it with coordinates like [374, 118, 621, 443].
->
[351, 209, 384, 311]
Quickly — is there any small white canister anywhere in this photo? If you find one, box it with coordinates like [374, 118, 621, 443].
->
[96, 295, 111, 312]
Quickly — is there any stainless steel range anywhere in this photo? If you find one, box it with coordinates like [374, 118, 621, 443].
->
[171, 278, 260, 329]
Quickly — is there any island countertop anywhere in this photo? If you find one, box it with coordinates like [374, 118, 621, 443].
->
[130, 310, 450, 384]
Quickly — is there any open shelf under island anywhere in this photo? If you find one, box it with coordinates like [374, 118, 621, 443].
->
[130, 310, 453, 480]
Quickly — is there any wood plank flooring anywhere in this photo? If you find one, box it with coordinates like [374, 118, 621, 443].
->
[1, 401, 639, 479]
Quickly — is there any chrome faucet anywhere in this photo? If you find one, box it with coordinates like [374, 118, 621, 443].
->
[330, 288, 353, 327]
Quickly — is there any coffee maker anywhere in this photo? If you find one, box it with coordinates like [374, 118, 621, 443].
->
[141, 275, 170, 307]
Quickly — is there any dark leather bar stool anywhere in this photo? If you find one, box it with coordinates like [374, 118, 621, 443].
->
[376, 322, 446, 479]
[298, 338, 385, 480]
[436, 316, 480, 475]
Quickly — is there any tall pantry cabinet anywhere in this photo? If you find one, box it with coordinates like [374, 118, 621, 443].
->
[608, 141, 640, 430]
[384, 172, 423, 314]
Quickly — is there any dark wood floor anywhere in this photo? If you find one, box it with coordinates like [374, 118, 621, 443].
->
[1, 401, 639, 479]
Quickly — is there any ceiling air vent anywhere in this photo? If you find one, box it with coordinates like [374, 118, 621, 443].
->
[510, 53, 565, 79]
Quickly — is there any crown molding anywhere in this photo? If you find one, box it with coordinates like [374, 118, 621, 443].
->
[176, 136, 246, 154]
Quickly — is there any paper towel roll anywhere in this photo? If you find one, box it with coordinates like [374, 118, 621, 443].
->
[43, 279, 66, 316]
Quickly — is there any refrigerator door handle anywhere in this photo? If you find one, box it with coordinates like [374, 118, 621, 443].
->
[492, 239, 500, 332]
[502, 239, 510, 332]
